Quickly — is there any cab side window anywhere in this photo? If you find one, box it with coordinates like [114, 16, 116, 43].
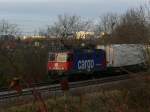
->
[49, 53, 55, 61]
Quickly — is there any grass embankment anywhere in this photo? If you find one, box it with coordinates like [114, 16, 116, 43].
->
[1, 72, 150, 112]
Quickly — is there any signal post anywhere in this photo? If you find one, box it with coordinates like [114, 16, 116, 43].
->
[60, 78, 69, 112]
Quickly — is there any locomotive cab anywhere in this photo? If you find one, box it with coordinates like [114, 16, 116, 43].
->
[48, 52, 73, 71]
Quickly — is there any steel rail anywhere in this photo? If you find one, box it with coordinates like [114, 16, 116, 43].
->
[0, 74, 130, 100]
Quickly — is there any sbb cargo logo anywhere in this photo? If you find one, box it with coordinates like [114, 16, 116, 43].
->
[77, 60, 94, 71]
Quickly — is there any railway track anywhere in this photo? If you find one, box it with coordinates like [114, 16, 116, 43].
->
[0, 74, 130, 100]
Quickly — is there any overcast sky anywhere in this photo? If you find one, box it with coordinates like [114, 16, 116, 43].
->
[0, 0, 148, 16]
[0, 0, 149, 34]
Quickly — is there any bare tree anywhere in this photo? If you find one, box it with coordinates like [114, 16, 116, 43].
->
[0, 20, 21, 87]
[144, 3, 150, 39]
[38, 28, 48, 36]
[47, 14, 93, 38]
[0, 20, 20, 36]
[95, 13, 119, 34]
[139, 3, 150, 66]
[111, 7, 149, 43]
[0, 39, 49, 88]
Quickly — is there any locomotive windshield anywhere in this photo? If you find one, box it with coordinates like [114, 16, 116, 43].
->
[49, 52, 73, 62]
[48, 52, 68, 62]
[56, 53, 67, 62]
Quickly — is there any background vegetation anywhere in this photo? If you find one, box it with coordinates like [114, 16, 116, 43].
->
[1, 73, 150, 112]
[0, 4, 150, 88]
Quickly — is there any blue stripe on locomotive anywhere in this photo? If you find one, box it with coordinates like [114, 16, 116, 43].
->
[72, 49, 106, 72]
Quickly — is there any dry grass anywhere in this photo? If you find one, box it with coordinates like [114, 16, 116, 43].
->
[1, 72, 150, 112]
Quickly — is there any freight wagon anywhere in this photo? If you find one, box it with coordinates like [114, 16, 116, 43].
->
[96, 44, 147, 73]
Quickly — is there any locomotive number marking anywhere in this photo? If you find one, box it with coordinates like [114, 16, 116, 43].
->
[78, 60, 94, 71]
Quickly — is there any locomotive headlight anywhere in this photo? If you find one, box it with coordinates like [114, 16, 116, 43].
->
[55, 63, 58, 67]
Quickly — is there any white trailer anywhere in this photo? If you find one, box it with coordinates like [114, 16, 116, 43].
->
[96, 44, 146, 67]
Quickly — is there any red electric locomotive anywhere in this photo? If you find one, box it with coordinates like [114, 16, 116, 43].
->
[48, 51, 73, 70]
[47, 49, 106, 80]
